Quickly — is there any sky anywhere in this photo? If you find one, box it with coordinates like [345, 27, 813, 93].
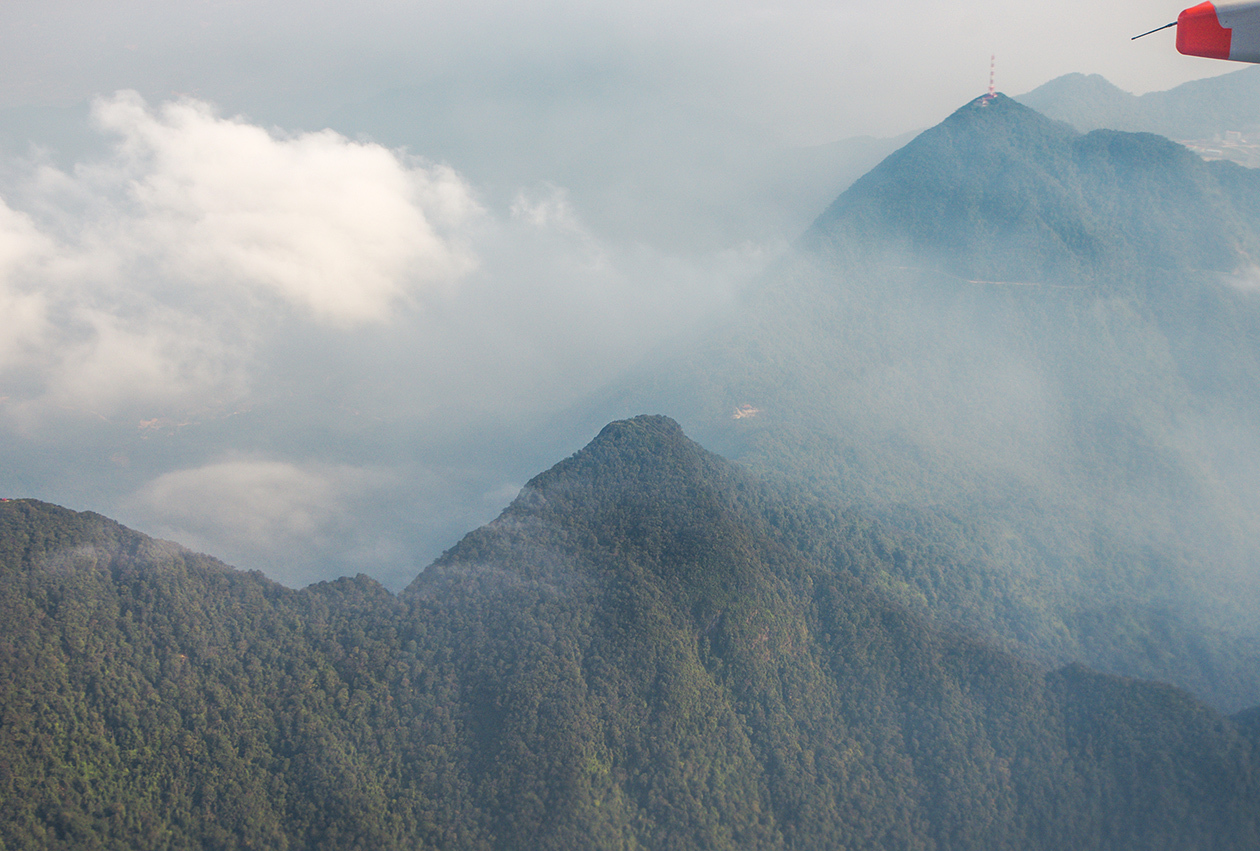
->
[0, 0, 1242, 589]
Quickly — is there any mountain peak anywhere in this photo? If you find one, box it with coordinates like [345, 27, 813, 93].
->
[406, 414, 775, 600]
[512, 414, 710, 506]
[949, 91, 1064, 123]
[1018, 66, 1260, 137]
[7, 444, 1260, 847]
[807, 93, 1259, 283]
[589, 413, 688, 455]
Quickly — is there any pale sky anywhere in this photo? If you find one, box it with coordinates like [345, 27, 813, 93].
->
[0, 0, 1244, 588]
[0, 0, 1234, 139]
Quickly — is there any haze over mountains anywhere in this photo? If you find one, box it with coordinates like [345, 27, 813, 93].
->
[0, 84, 892, 590]
[4, 67, 1257, 594]
[7, 77, 1260, 846]
[594, 94, 1260, 712]
[1018, 65, 1260, 139]
[5, 418, 1260, 849]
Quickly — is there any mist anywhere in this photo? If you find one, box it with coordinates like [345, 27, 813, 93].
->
[0, 90, 767, 587]
[0, 0, 1251, 592]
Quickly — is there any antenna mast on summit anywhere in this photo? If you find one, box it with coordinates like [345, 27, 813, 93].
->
[987, 55, 996, 100]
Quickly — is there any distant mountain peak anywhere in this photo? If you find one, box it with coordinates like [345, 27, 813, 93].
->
[927, 91, 1071, 133]
[806, 92, 1260, 283]
[951, 91, 1057, 120]
[1019, 72, 1131, 106]
[1018, 65, 1260, 138]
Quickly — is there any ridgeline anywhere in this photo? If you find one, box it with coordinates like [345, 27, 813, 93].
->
[3, 417, 1260, 849]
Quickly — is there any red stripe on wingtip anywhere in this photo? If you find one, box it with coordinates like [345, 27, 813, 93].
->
[1178, 2, 1233, 59]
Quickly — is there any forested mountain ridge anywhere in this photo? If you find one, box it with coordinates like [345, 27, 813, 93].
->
[0, 499, 408, 849]
[808, 94, 1260, 284]
[607, 94, 1260, 711]
[4, 417, 1260, 849]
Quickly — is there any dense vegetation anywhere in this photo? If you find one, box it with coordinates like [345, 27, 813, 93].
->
[6, 96, 1260, 848]
[810, 94, 1260, 283]
[3, 417, 1260, 849]
[607, 96, 1260, 711]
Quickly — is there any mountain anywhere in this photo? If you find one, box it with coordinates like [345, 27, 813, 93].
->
[0, 499, 407, 849]
[4, 418, 1260, 849]
[809, 94, 1260, 283]
[596, 95, 1260, 711]
[1016, 67, 1260, 140]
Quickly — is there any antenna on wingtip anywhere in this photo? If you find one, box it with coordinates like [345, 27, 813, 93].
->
[1132, 21, 1176, 40]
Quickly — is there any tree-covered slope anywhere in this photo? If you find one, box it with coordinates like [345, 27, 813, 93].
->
[4, 417, 1260, 849]
[597, 95, 1260, 711]
[808, 94, 1260, 283]
[0, 499, 415, 850]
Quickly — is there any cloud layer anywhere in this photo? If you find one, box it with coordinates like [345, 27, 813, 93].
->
[0, 92, 756, 588]
[126, 458, 399, 587]
[0, 92, 480, 423]
[0, 0, 1246, 591]
[92, 93, 478, 324]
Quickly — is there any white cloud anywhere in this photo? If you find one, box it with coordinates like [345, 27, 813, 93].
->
[90, 92, 479, 324]
[511, 184, 586, 233]
[126, 458, 397, 587]
[1225, 266, 1260, 293]
[0, 91, 481, 421]
[0, 91, 764, 586]
[40, 306, 238, 414]
[133, 459, 383, 540]
[0, 199, 51, 371]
